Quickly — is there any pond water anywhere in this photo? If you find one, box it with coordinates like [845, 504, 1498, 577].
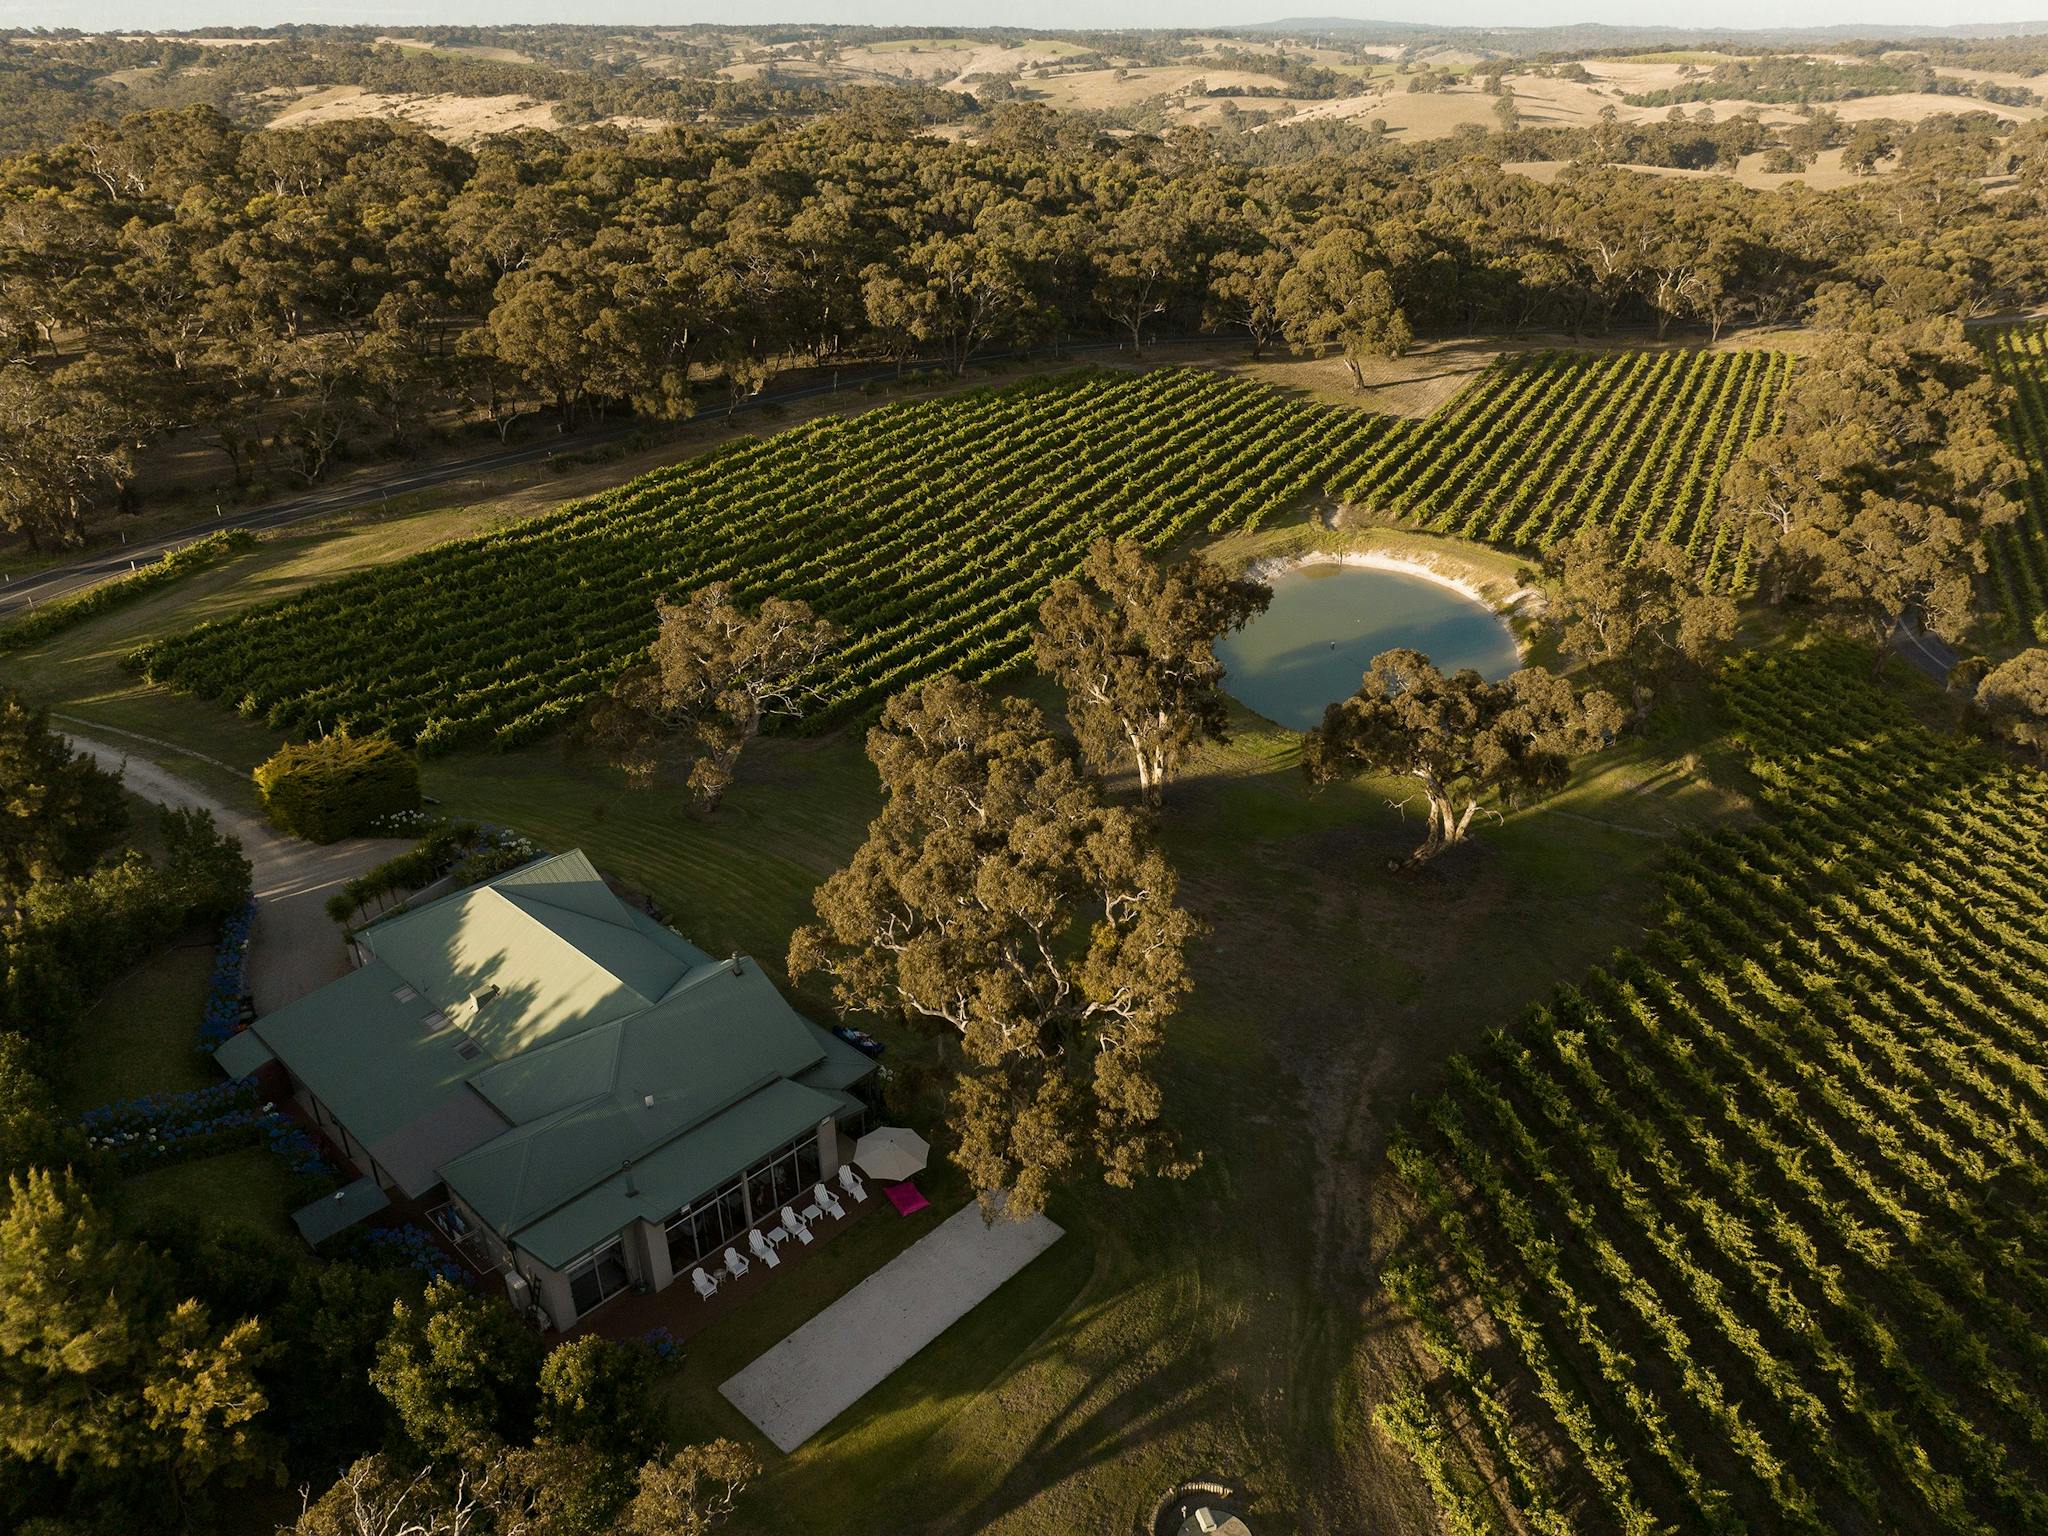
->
[1215, 562, 1520, 731]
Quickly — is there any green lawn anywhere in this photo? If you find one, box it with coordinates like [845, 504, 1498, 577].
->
[117, 1147, 298, 1242]
[59, 936, 217, 1115]
[59, 937, 301, 1245]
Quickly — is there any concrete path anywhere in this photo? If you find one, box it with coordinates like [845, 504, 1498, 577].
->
[720, 1200, 1064, 1453]
[64, 733, 408, 1014]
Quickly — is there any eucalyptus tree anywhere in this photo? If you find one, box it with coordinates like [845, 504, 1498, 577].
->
[1542, 526, 1737, 722]
[1276, 227, 1412, 387]
[589, 583, 839, 812]
[1304, 650, 1621, 867]
[1978, 649, 2048, 760]
[790, 676, 1196, 1215]
[1033, 538, 1269, 804]
[1719, 288, 2019, 658]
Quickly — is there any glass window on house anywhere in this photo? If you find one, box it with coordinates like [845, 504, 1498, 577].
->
[565, 1237, 631, 1318]
[664, 1176, 747, 1273]
[745, 1132, 819, 1219]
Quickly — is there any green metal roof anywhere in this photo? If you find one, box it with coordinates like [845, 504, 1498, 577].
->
[451, 1077, 841, 1269]
[356, 848, 705, 1060]
[292, 1175, 391, 1246]
[443, 959, 847, 1267]
[211, 1028, 275, 1080]
[251, 851, 711, 1155]
[255, 959, 481, 1150]
[795, 1023, 880, 1094]
[248, 849, 872, 1265]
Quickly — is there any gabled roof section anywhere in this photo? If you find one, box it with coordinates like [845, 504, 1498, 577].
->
[355, 850, 700, 1061]
[445, 961, 840, 1261]
[248, 846, 875, 1271]
[255, 957, 487, 1147]
[446, 1077, 844, 1269]
[467, 958, 825, 1125]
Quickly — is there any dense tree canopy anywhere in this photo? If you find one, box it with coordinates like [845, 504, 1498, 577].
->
[1032, 538, 1269, 804]
[619, 1440, 760, 1536]
[0, 691, 125, 896]
[1720, 289, 2021, 652]
[1541, 525, 1738, 720]
[369, 1277, 543, 1462]
[1304, 649, 1622, 866]
[790, 676, 1195, 1214]
[0, 1169, 276, 1498]
[1977, 647, 2048, 758]
[7, 85, 2048, 543]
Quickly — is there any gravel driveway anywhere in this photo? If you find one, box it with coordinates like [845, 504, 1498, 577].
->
[65, 735, 410, 1014]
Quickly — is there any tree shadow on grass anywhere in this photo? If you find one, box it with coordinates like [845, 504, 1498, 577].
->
[948, 1321, 1241, 1536]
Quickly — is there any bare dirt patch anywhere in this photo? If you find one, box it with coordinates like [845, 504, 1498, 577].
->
[1504, 146, 1887, 191]
[264, 85, 560, 142]
[1026, 66, 1297, 112]
[1216, 339, 1502, 417]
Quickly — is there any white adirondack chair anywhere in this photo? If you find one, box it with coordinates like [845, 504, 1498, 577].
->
[749, 1227, 781, 1268]
[781, 1205, 814, 1245]
[690, 1266, 718, 1300]
[814, 1182, 846, 1221]
[837, 1165, 868, 1203]
[722, 1245, 750, 1278]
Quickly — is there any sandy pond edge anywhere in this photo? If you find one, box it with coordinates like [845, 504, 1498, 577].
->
[1238, 547, 1543, 653]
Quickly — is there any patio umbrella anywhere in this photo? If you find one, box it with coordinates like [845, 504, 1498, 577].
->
[852, 1126, 930, 1182]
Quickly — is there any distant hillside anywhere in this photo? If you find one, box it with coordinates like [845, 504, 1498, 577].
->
[1233, 15, 2048, 50]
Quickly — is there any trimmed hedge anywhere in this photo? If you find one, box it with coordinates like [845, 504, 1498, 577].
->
[254, 735, 420, 844]
[0, 530, 255, 654]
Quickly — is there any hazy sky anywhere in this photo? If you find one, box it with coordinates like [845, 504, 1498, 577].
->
[13, 0, 2048, 32]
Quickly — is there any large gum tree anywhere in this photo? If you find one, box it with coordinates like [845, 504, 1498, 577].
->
[789, 676, 1195, 1217]
[1304, 649, 1621, 868]
[1032, 537, 1270, 806]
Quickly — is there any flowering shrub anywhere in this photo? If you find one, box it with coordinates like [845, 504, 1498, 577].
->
[364, 807, 434, 837]
[198, 898, 257, 1051]
[641, 1327, 681, 1364]
[82, 1082, 338, 1204]
[85, 1082, 265, 1165]
[266, 1119, 340, 1204]
[354, 1223, 470, 1285]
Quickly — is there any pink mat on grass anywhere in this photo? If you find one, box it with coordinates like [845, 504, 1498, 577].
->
[883, 1180, 929, 1216]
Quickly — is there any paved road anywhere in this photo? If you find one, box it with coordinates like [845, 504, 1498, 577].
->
[1, 335, 1240, 620]
[1, 425, 644, 617]
[1890, 617, 1959, 686]
[63, 732, 408, 1014]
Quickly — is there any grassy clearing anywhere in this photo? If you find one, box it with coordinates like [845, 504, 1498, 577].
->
[117, 1147, 298, 1242]
[57, 938, 217, 1116]
[426, 672, 1747, 1533]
